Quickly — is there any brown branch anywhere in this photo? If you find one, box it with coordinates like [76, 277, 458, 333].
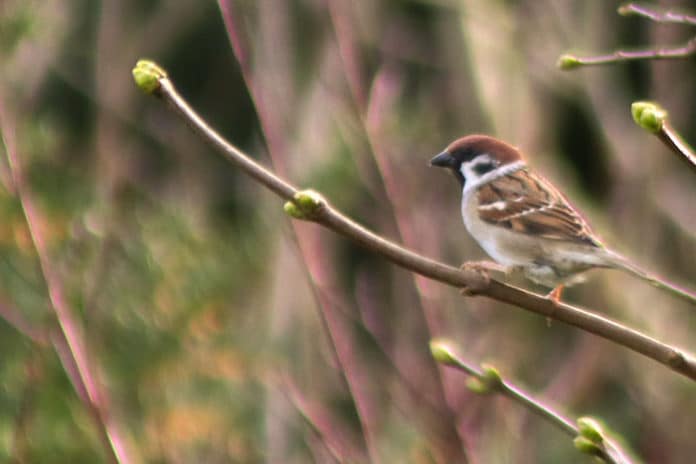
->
[657, 121, 696, 175]
[132, 60, 696, 383]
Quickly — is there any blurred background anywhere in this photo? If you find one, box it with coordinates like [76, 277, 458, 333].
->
[1, 0, 695, 462]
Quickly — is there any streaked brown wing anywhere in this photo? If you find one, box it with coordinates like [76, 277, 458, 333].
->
[476, 168, 601, 246]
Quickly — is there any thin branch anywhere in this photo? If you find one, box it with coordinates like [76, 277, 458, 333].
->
[0, 102, 130, 464]
[657, 121, 696, 175]
[0, 297, 49, 345]
[618, 3, 696, 26]
[282, 378, 368, 463]
[632, 101, 696, 176]
[132, 60, 696, 383]
[558, 4, 696, 70]
[559, 38, 696, 69]
[430, 341, 635, 464]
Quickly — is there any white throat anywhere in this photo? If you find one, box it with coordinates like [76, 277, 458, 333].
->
[461, 158, 525, 194]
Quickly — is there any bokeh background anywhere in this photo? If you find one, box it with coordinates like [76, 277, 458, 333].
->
[1, 0, 695, 462]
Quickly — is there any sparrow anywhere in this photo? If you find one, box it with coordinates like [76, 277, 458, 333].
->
[430, 134, 696, 304]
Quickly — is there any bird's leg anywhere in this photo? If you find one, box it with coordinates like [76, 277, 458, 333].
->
[544, 285, 564, 326]
[460, 260, 510, 274]
[546, 285, 564, 304]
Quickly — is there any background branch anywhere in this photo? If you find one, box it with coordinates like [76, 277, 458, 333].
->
[558, 4, 696, 69]
[618, 3, 696, 26]
[0, 99, 131, 464]
[430, 340, 635, 464]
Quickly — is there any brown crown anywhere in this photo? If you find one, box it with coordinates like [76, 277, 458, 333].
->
[446, 135, 523, 165]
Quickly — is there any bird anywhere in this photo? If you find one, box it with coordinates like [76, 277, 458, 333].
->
[430, 134, 696, 304]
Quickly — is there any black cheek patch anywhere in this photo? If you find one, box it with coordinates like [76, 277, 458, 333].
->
[473, 161, 497, 176]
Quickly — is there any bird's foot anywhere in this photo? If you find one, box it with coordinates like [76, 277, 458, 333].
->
[460, 260, 510, 274]
[544, 285, 564, 327]
[458, 261, 507, 296]
[546, 285, 564, 305]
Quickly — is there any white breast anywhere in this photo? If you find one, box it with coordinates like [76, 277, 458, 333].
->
[460, 186, 609, 287]
[459, 162, 538, 267]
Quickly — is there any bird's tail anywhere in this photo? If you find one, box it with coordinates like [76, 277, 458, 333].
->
[602, 249, 696, 306]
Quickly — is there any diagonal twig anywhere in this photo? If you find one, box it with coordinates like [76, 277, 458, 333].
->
[132, 60, 696, 383]
[430, 340, 636, 464]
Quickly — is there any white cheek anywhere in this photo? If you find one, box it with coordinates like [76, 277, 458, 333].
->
[460, 154, 490, 193]
[460, 153, 493, 181]
[459, 163, 469, 179]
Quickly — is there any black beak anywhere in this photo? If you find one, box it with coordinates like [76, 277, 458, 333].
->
[430, 150, 454, 168]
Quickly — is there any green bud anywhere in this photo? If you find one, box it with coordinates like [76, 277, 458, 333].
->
[429, 339, 459, 366]
[295, 190, 325, 211]
[480, 363, 503, 390]
[573, 436, 604, 457]
[631, 101, 667, 133]
[132, 59, 168, 94]
[557, 54, 582, 70]
[283, 190, 327, 220]
[577, 417, 605, 444]
[283, 201, 303, 219]
[466, 376, 492, 395]
[617, 4, 632, 16]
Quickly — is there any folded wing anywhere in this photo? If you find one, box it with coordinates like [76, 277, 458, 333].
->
[476, 168, 602, 247]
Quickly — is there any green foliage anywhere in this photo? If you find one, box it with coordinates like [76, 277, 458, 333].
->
[0, 1, 35, 55]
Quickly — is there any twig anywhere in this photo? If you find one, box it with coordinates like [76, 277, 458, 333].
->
[632, 101, 696, 176]
[0, 100, 130, 464]
[558, 4, 696, 70]
[618, 3, 696, 26]
[558, 38, 696, 69]
[430, 340, 636, 464]
[132, 60, 696, 382]
[657, 122, 696, 174]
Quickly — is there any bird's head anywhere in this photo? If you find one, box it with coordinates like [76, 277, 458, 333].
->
[430, 135, 523, 187]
